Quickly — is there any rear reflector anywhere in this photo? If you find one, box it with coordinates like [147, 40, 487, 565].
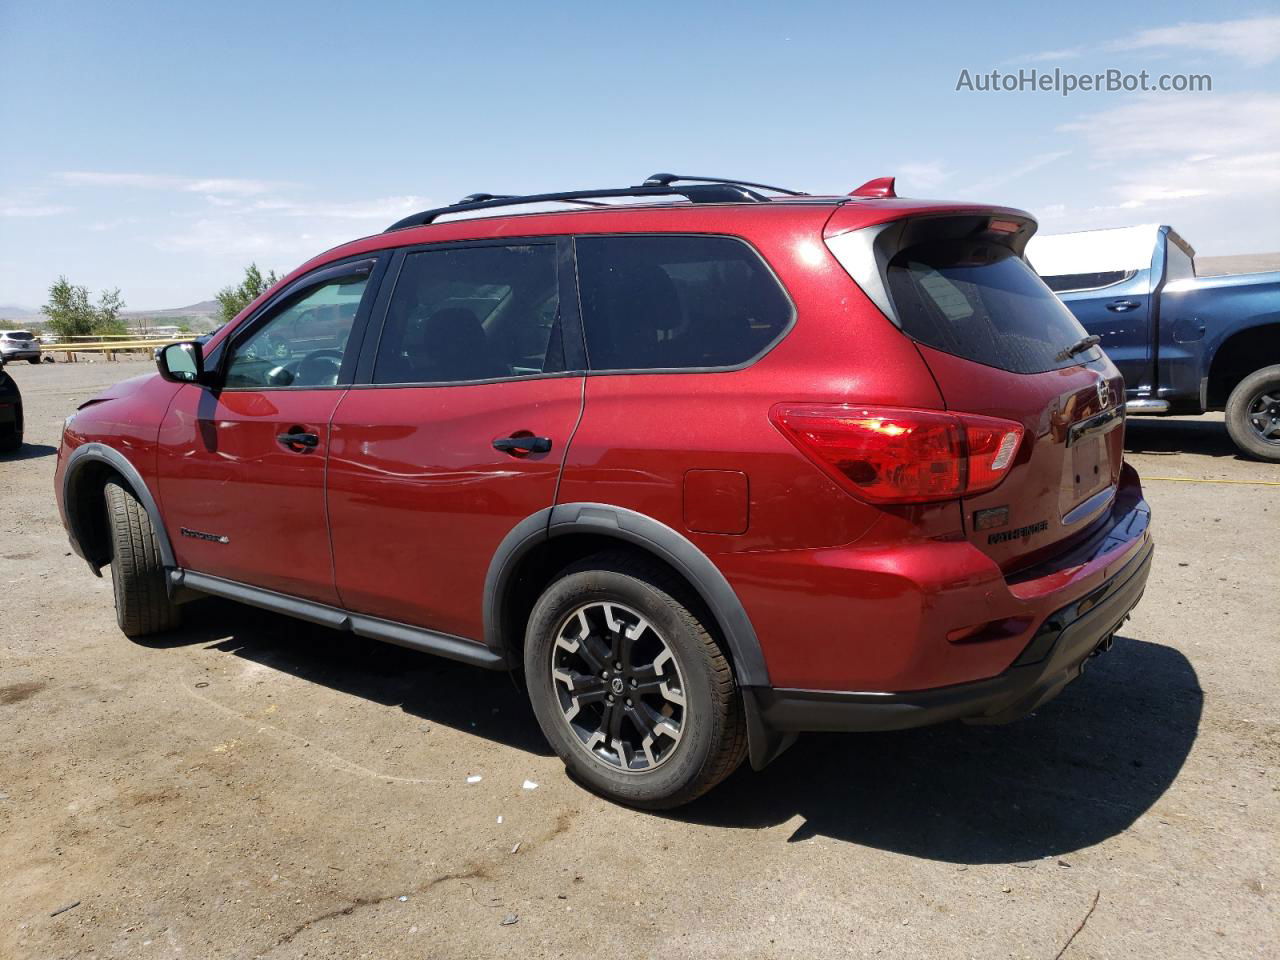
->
[770, 404, 1024, 504]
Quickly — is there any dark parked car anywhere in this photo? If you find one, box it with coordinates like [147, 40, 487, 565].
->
[1029, 224, 1280, 461]
[0, 355, 23, 452]
[55, 174, 1154, 807]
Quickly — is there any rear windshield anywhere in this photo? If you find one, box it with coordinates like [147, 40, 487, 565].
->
[885, 241, 1097, 374]
[3, 331, 34, 340]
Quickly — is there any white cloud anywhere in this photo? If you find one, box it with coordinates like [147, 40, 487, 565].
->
[159, 217, 350, 256]
[1020, 15, 1280, 67]
[1058, 92, 1280, 164]
[244, 195, 427, 220]
[1016, 47, 1083, 64]
[896, 162, 951, 192]
[1113, 16, 1280, 67]
[155, 216, 325, 259]
[1, 202, 71, 217]
[960, 150, 1070, 198]
[57, 171, 278, 195]
[46, 169, 430, 264]
[153, 194, 430, 262]
[87, 216, 141, 232]
[1038, 92, 1280, 251]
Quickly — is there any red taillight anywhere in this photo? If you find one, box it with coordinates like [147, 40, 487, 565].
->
[770, 404, 1024, 504]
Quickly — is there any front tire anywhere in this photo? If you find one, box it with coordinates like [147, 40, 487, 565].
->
[524, 553, 747, 809]
[105, 480, 180, 637]
[1225, 364, 1280, 462]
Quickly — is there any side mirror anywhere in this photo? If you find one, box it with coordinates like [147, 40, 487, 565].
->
[156, 341, 206, 384]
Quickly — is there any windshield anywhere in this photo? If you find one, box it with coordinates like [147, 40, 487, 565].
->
[885, 240, 1098, 374]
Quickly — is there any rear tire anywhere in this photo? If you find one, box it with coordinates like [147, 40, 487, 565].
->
[1225, 364, 1280, 462]
[105, 480, 180, 637]
[0, 403, 21, 453]
[524, 552, 747, 809]
[27, 358, 40, 365]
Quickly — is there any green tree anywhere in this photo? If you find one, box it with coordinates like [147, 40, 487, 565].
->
[41, 277, 127, 339]
[216, 263, 279, 324]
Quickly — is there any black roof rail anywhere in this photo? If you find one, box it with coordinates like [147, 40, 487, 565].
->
[641, 173, 808, 196]
[384, 173, 804, 232]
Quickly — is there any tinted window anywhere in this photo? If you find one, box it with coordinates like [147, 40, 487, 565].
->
[885, 241, 1096, 374]
[576, 235, 791, 371]
[1166, 242, 1196, 281]
[374, 244, 561, 384]
[225, 273, 369, 389]
[1041, 270, 1135, 293]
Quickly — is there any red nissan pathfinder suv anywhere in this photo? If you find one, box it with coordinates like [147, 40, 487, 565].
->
[55, 174, 1153, 808]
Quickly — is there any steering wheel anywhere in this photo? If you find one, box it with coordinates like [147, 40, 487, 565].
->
[294, 348, 345, 386]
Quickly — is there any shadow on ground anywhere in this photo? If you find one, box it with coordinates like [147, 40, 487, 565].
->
[673, 635, 1202, 863]
[1125, 418, 1239, 458]
[137, 597, 554, 757]
[141, 604, 1201, 864]
[1, 442, 58, 462]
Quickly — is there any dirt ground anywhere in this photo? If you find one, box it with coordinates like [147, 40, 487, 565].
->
[1, 358, 1276, 960]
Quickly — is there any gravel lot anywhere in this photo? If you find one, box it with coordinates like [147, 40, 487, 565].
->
[1, 358, 1276, 959]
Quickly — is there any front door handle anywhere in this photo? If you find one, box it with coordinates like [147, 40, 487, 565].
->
[493, 435, 552, 455]
[276, 430, 320, 451]
[1106, 300, 1141, 312]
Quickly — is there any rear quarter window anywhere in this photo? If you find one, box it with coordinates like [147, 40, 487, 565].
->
[575, 234, 792, 371]
[885, 240, 1097, 374]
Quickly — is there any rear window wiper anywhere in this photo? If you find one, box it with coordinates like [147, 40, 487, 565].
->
[1057, 334, 1100, 362]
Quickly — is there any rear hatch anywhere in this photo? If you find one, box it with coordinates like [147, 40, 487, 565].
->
[827, 212, 1125, 572]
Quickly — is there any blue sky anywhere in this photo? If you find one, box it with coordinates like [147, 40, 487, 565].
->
[2, 0, 1278, 310]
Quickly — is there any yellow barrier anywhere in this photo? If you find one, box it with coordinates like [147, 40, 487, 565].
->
[46, 339, 187, 360]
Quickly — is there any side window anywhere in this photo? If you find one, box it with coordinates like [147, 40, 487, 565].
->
[575, 235, 792, 371]
[1041, 270, 1136, 293]
[1166, 242, 1196, 282]
[225, 273, 369, 389]
[373, 244, 561, 385]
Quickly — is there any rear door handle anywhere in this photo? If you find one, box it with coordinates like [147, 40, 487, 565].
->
[1106, 300, 1141, 312]
[276, 430, 319, 451]
[493, 435, 552, 455]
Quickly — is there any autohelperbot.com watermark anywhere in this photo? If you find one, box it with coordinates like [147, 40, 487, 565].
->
[956, 67, 1212, 96]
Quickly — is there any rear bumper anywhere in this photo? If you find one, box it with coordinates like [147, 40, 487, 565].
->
[746, 536, 1152, 748]
[1, 348, 40, 359]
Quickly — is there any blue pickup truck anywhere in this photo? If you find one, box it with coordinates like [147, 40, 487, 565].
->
[1028, 224, 1280, 462]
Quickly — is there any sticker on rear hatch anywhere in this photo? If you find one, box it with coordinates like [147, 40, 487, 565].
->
[974, 506, 1010, 531]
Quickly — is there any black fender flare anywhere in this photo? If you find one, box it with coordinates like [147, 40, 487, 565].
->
[61, 442, 176, 571]
[483, 502, 770, 688]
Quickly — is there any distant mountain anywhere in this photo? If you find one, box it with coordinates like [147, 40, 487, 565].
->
[0, 304, 41, 320]
[126, 299, 219, 318]
[2, 298, 221, 323]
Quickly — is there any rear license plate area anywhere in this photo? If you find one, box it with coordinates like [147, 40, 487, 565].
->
[1071, 435, 1108, 501]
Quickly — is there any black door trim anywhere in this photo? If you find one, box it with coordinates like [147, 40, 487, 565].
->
[173, 570, 508, 669]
